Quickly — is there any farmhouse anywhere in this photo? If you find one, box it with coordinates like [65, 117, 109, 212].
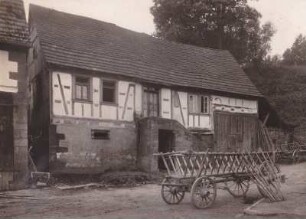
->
[0, 0, 29, 190]
[28, 5, 264, 174]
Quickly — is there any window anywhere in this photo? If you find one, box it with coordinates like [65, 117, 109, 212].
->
[91, 129, 110, 140]
[143, 87, 159, 117]
[200, 96, 209, 114]
[75, 77, 90, 101]
[188, 94, 209, 114]
[102, 80, 116, 103]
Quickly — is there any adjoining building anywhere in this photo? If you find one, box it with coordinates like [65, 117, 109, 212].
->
[28, 5, 265, 174]
[0, 0, 30, 190]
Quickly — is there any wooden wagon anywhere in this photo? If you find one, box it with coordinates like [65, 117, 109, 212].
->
[154, 150, 285, 209]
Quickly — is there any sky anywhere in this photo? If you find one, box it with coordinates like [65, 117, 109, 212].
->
[24, 0, 306, 56]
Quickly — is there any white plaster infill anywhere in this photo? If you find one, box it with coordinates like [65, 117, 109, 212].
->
[0, 50, 18, 93]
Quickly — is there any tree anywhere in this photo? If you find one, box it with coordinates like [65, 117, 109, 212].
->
[254, 22, 275, 62]
[264, 54, 281, 66]
[283, 34, 306, 65]
[151, 0, 275, 65]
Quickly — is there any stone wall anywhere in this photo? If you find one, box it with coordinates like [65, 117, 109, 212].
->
[137, 117, 213, 172]
[49, 117, 137, 174]
[0, 50, 28, 191]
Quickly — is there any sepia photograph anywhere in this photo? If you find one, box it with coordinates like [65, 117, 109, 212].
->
[0, 0, 306, 218]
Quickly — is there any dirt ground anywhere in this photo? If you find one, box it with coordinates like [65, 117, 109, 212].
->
[0, 163, 305, 219]
[246, 162, 306, 217]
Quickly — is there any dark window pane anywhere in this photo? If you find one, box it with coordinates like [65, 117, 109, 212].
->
[103, 88, 115, 102]
[200, 96, 208, 113]
[91, 129, 110, 140]
[200, 96, 209, 114]
[76, 77, 89, 84]
[102, 81, 116, 103]
[103, 81, 115, 88]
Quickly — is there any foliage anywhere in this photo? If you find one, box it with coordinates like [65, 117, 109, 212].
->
[245, 65, 306, 126]
[151, 0, 275, 65]
[282, 34, 306, 65]
[264, 54, 282, 66]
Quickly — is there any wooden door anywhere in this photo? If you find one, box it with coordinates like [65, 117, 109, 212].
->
[214, 112, 258, 152]
[0, 94, 14, 171]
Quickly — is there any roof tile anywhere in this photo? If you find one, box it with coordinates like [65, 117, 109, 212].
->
[0, 0, 29, 47]
[30, 5, 261, 97]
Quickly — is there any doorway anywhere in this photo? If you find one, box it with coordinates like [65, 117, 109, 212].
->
[158, 129, 174, 170]
[0, 94, 14, 171]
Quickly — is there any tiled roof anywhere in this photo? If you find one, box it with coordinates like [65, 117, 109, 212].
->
[29, 5, 262, 97]
[0, 0, 29, 47]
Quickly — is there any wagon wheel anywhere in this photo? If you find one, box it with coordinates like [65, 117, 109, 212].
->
[191, 176, 217, 209]
[161, 179, 185, 205]
[226, 179, 250, 198]
[256, 161, 281, 198]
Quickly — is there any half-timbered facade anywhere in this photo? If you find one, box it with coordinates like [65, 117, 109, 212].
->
[28, 5, 262, 173]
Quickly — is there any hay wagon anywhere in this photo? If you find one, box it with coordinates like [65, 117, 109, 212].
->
[154, 150, 284, 209]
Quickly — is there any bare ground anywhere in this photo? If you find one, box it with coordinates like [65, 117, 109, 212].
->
[0, 183, 261, 218]
[1, 163, 305, 219]
[246, 162, 306, 217]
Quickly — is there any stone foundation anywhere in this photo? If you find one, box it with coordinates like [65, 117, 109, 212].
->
[49, 117, 137, 174]
[137, 117, 213, 172]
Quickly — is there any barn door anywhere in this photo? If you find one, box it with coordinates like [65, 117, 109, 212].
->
[0, 94, 14, 171]
[214, 112, 258, 152]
